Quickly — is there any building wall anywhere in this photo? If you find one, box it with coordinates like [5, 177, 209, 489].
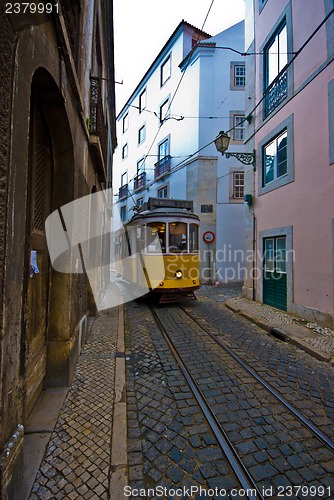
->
[245, 0, 334, 325]
[0, 1, 116, 496]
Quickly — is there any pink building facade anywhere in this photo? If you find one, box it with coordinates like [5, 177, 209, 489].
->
[243, 0, 334, 326]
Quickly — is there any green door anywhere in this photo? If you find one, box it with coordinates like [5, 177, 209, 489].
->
[263, 237, 287, 311]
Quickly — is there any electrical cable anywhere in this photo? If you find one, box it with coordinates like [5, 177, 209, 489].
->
[141, 0, 216, 161]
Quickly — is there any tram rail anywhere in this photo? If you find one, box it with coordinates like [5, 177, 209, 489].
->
[150, 303, 334, 499]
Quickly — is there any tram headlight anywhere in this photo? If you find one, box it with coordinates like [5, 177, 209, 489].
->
[175, 270, 183, 279]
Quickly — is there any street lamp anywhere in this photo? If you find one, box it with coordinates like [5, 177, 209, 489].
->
[214, 130, 256, 167]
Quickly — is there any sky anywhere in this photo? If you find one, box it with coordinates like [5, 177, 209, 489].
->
[113, 0, 245, 114]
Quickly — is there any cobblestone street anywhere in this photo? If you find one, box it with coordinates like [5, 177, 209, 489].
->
[26, 284, 334, 499]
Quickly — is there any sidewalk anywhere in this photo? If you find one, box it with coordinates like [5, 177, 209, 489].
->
[25, 305, 127, 499]
[225, 296, 334, 365]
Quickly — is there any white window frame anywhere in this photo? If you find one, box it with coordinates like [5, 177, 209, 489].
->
[258, 115, 294, 195]
[230, 62, 245, 90]
[264, 22, 287, 89]
[263, 130, 287, 185]
[158, 137, 169, 161]
[159, 98, 170, 124]
[232, 171, 245, 199]
[158, 185, 168, 198]
[138, 124, 146, 145]
[122, 113, 129, 133]
[122, 143, 128, 160]
[121, 172, 127, 187]
[233, 115, 245, 141]
[139, 88, 147, 113]
[160, 55, 171, 87]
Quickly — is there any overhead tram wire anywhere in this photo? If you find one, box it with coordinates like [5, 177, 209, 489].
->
[138, 0, 217, 175]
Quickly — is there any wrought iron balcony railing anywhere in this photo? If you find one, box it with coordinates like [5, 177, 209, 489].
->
[90, 76, 108, 166]
[119, 184, 128, 200]
[154, 155, 171, 179]
[134, 172, 146, 191]
[264, 68, 287, 118]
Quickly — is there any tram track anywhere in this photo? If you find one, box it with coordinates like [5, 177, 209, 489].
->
[178, 303, 334, 454]
[150, 303, 334, 499]
[151, 305, 263, 500]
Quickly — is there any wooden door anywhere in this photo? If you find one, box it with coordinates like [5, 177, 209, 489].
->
[263, 236, 287, 311]
[25, 103, 52, 417]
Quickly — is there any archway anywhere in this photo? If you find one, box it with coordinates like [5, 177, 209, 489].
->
[24, 68, 75, 417]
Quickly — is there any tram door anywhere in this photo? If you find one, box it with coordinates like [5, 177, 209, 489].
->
[25, 103, 52, 417]
[263, 236, 287, 311]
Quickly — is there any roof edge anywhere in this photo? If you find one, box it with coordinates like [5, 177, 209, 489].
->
[117, 20, 211, 119]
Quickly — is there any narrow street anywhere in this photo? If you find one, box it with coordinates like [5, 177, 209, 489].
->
[27, 285, 334, 499]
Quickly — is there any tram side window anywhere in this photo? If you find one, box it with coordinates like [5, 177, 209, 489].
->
[189, 224, 199, 252]
[146, 222, 166, 253]
[169, 222, 187, 252]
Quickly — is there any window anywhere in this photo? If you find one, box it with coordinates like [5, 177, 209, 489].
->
[259, 0, 269, 12]
[189, 224, 199, 252]
[155, 138, 171, 178]
[137, 158, 145, 174]
[158, 138, 169, 160]
[137, 197, 144, 207]
[233, 115, 245, 141]
[159, 98, 170, 124]
[120, 205, 127, 222]
[264, 22, 288, 116]
[139, 88, 147, 113]
[138, 125, 146, 144]
[234, 65, 245, 86]
[147, 222, 166, 253]
[265, 23, 287, 88]
[121, 172, 127, 187]
[264, 237, 286, 273]
[169, 222, 187, 252]
[158, 186, 168, 198]
[233, 172, 245, 199]
[160, 55, 171, 86]
[263, 130, 287, 185]
[230, 63, 245, 90]
[258, 115, 294, 195]
[122, 113, 128, 133]
[122, 143, 128, 159]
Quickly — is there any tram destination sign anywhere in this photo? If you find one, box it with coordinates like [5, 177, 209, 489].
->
[147, 197, 193, 211]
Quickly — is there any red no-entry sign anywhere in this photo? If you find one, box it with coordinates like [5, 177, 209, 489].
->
[202, 231, 215, 244]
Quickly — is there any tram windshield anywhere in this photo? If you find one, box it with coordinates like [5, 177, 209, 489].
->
[146, 222, 166, 253]
[169, 222, 187, 252]
[189, 223, 199, 252]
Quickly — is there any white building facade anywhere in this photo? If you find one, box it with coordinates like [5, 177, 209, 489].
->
[114, 20, 247, 283]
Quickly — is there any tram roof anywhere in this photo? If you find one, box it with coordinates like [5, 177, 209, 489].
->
[128, 197, 199, 222]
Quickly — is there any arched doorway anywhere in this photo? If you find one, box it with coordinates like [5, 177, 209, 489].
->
[25, 92, 53, 416]
[24, 68, 75, 418]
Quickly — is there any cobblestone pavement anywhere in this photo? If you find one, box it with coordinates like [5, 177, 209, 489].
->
[192, 285, 334, 429]
[222, 290, 334, 363]
[125, 286, 334, 499]
[27, 284, 334, 499]
[125, 300, 241, 498]
[29, 308, 119, 499]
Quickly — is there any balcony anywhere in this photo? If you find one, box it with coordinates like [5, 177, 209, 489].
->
[119, 184, 128, 200]
[154, 155, 171, 179]
[134, 172, 146, 191]
[89, 77, 108, 180]
[264, 68, 287, 118]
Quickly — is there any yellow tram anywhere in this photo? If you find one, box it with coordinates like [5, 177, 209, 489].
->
[115, 198, 200, 303]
